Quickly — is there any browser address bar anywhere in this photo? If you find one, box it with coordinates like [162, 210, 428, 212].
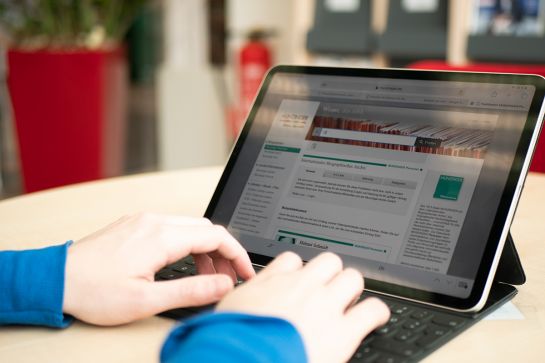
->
[314, 128, 418, 146]
[313, 90, 469, 107]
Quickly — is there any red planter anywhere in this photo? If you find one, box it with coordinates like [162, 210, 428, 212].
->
[7, 47, 128, 193]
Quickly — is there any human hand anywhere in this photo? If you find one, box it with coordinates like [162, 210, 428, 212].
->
[63, 213, 255, 325]
[216, 252, 390, 363]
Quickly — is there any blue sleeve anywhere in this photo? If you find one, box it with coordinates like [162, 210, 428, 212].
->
[161, 312, 307, 363]
[0, 242, 73, 328]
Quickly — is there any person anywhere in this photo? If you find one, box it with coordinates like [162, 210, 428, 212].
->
[0, 213, 390, 363]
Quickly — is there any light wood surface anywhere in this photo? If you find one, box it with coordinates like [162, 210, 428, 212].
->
[0, 166, 544, 362]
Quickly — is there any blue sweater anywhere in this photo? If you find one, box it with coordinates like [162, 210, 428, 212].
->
[0, 243, 307, 363]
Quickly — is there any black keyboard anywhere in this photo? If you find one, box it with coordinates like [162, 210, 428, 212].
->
[156, 257, 474, 363]
[349, 297, 467, 362]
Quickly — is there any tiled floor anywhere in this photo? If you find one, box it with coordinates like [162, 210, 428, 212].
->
[0, 83, 159, 200]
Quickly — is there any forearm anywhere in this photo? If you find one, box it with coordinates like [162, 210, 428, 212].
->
[161, 312, 307, 363]
[0, 242, 73, 327]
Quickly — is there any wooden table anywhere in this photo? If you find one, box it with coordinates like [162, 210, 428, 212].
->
[1, 166, 544, 362]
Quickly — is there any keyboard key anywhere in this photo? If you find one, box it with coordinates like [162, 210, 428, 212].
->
[157, 270, 184, 280]
[390, 305, 412, 315]
[360, 337, 374, 346]
[402, 319, 424, 330]
[375, 353, 405, 363]
[172, 265, 190, 273]
[351, 346, 379, 362]
[371, 338, 419, 357]
[394, 330, 415, 342]
[432, 315, 464, 328]
[388, 315, 403, 325]
[415, 333, 442, 347]
[411, 309, 433, 320]
[425, 324, 451, 337]
[154, 271, 166, 281]
[375, 325, 396, 336]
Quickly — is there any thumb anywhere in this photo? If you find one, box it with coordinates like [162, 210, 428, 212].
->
[344, 297, 390, 343]
[147, 274, 234, 313]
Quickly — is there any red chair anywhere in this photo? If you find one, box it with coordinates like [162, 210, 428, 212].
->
[409, 60, 545, 173]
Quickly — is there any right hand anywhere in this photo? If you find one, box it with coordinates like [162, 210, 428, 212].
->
[217, 252, 390, 363]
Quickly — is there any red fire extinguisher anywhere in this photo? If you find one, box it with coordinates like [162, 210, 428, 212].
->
[233, 29, 273, 137]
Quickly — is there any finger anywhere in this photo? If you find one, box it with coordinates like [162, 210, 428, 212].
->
[153, 214, 213, 227]
[132, 213, 213, 227]
[209, 252, 238, 283]
[160, 224, 255, 280]
[146, 274, 234, 313]
[343, 297, 391, 343]
[252, 251, 303, 282]
[300, 252, 343, 286]
[324, 268, 364, 311]
[193, 253, 216, 275]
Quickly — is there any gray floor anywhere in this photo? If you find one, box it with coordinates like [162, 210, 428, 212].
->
[0, 83, 158, 200]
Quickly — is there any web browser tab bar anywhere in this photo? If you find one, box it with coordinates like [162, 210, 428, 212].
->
[270, 74, 534, 111]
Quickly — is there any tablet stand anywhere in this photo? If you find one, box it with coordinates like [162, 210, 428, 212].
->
[469, 231, 525, 319]
[495, 232, 526, 286]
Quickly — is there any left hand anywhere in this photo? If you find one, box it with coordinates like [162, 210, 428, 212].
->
[63, 213, 255, 325]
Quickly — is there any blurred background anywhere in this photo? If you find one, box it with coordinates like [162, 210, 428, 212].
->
[0, 0, 544, 199]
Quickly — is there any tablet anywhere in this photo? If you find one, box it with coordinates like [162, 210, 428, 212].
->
[205, 66, 545, 311]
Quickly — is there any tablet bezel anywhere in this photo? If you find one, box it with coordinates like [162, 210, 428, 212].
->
[205, 65, 545, 311]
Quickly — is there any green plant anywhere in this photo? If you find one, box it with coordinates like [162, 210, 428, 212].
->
[0, 0, 147, 49]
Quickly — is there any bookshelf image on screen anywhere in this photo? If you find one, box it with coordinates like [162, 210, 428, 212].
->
[305, 116, 493, 159]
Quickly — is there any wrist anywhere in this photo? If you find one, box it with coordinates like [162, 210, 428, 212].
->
[62, 241, 78, 317]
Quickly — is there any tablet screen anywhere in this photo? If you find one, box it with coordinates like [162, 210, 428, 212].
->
[207, 67, 544, 306]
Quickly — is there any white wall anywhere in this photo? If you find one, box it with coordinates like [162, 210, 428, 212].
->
[157, 0, 314, 170]
[158, 0, 227, 171]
